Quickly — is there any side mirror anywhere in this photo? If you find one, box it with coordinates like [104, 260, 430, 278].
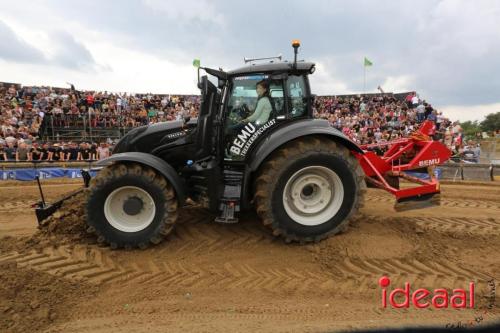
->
[198, 75, 208, 95]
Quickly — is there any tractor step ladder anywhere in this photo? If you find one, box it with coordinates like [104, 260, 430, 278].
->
[215, 170, 242, 223]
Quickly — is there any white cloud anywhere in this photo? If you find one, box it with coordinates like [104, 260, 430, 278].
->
[438, 103, 500, 122]
[310, 61, 353, 95]
[142, 0, 225, 25]
[0, 42, 199, 94]
[380, 75, 416, 94]
[0, 0, 498, 121]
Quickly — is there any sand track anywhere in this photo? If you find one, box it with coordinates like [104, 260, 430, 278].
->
[0, 180, 499, 332]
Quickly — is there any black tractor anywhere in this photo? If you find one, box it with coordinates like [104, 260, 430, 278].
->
[61, 41, 367, 248]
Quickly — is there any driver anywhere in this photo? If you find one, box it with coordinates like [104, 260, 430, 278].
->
[241, 79, 272, 126]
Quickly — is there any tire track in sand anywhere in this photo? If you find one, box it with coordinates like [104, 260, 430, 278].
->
[0, 245, 335, 291]
[1, 244, 494, 296]
[325, 257, 494, 293]
[412, 217, 500, 236]
[365, 194, 500, 210]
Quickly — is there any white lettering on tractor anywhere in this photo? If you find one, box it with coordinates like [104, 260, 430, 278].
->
[166, 131, 185, 139]
[237, 125, 256, 142]
[229, 119, 276, 157]
[418, 158, 440, 167]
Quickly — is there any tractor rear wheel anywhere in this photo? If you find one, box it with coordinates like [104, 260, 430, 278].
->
[86, 163, 178, 249]
[254, 137, 366, 243]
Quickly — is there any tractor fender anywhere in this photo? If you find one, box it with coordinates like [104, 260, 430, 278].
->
[247, 119, 364, 172]
[95, 152, 186, 204]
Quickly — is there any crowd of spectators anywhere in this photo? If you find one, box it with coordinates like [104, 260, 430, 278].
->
[1, 82, 199, 133]
[313, 93, 472, 159]
[0, 81, 199, 162]
[0, 81, 477, 163]
[0, 141, 111, 162]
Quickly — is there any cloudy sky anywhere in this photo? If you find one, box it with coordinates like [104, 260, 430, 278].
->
[1, 0, 499, 121]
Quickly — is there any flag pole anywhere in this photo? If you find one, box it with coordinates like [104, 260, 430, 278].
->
[363, 64, 366, 93]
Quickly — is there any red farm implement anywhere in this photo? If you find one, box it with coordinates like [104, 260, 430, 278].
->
[353, 121, 452, 211]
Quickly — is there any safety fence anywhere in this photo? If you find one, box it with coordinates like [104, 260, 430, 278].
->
[0, 161, 496, 182]
[438, 163, 495, 182]
[0, 161, 99, 181]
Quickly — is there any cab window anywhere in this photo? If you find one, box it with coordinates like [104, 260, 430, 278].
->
[287, 75, 307, 118]
[226, 75, 284, 129]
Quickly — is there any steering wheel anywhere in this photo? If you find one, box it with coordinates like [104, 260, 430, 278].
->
[228, 104, 251, 125]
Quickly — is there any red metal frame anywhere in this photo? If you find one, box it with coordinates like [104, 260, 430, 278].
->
[352, 121, 452, 200]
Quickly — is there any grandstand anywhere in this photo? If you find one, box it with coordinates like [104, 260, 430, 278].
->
[0, 80, 477, 163]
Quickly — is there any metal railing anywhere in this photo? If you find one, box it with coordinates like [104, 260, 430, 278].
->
[40, 114, 135, 142]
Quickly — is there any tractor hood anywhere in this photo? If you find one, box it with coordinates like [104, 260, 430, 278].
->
[113, 119, 198, 154]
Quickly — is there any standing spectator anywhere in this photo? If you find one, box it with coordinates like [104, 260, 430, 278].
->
[0, 143, 7, 161]
[15, 142, 30, 161]
[416, 103, 425, 123]
[78, 142, 91, 161]
[427, 110, 437, 123]
[116, 95, 123, 112]
[86, 93, 94, 108]
[90, 143, 98, 160]
[5, 143, 16, 161]
[40, 143, 51, 161]
[30, 143, 44, 161]
[411, 94, 419, 107]
[405, 92, 414, 108]
[50, 143, 65, 161]
[66, 142, 80, 161]
[436, 111, 444, 130]
[97, 142, 110, 160]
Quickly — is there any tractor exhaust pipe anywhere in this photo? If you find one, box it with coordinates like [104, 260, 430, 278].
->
[292, 39, 300, 70]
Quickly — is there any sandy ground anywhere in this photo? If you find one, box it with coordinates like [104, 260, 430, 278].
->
[0, 179, 499, 332]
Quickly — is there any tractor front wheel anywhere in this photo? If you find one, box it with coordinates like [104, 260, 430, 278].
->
[86, 163, 178, 249]
[254, 137, 366, 243]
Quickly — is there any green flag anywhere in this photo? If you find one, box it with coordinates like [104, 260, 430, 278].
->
[192, 59, 201, 68]
[364, 57, 373, 67]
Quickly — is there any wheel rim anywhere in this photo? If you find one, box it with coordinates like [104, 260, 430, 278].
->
[282, 166, 344, 226]
[104, 186, 156, 232]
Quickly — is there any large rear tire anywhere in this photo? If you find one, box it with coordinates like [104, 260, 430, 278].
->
[254, 137, 366, 243]
[86, 163, 178, 249]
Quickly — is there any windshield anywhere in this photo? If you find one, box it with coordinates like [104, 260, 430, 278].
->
[226, 74, 285, 127]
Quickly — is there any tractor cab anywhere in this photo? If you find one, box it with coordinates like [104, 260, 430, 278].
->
[196, 42, 316, 162]
[189, 42, 331, 221]
[221, 63, 314, 161]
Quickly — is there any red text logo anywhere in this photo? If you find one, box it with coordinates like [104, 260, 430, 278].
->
[379, 276, 475, 309]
